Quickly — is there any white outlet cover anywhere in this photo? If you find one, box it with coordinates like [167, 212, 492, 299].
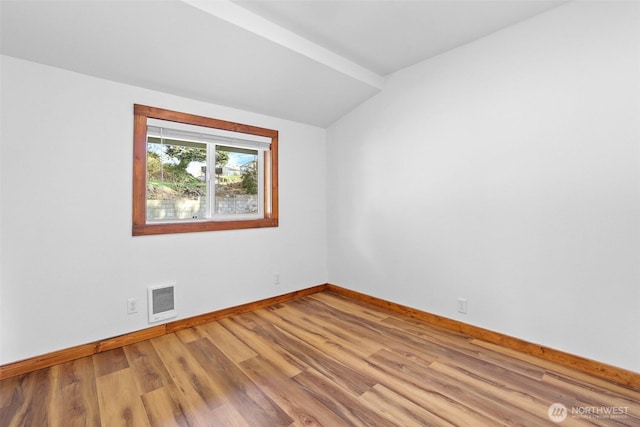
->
[457, 298, 468, 314]
[127, 298, 138, 314]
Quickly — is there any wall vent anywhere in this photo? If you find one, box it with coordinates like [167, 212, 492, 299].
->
[148, 282, 177, 323]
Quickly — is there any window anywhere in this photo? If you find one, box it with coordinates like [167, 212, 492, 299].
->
[133, 105, 278, 235]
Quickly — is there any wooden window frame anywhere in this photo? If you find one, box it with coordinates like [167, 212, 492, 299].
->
[132, 104, 278, 236]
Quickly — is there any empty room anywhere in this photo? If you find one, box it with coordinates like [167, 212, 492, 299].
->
[1, 0, 639, 425]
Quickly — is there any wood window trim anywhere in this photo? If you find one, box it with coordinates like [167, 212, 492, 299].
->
[132, 104, 278, 236]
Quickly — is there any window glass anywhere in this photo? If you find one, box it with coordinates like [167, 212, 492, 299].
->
[214, 146, 260, 215]
[146, 139, 207, 221]
[145, 129, 264, 221]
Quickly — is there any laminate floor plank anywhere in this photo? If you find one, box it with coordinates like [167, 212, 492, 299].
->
[196, 321, 258, 364]
[209, 403, 253, 427]
[218, 316, 306, 378]
[2, 291, 639, 426]
[308, 292, 392, 323]
[359, 350, 502, 426]
[140, 384, 206, 427]
[257, 303, 375, 361]
[2, 365, 61, 427]
[381, 315, 547, 381]
[430, 348, 590, 412]
[247, 310, 377, 396]
[123, 340, 174, 395]
[471, 338, 640, 399]
[298, 294, 395, 339]
[238, 356, 349, 427]
[359, 383, 457, 427]
[418, 359, 554, 427]
[150, 334, 225, 414]
[93, 347, 129, 377]
[174, 327, 202, 345]
[282, 300, 386, 357]
[95, 368, 150, 427]
[428, 360, 552, 422]
[0, 376, 23, 426]
[292, 367, 393, 427]
[186, 337, 293, 427]
[57, 356, 101, 427]
[288, 296, 444, 365]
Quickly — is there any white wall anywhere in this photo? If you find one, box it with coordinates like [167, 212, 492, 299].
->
[327, 1, 640, 372]
[0, 56, 327, 364]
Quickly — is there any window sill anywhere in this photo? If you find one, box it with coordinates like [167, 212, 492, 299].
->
[133, 217, 278, 236]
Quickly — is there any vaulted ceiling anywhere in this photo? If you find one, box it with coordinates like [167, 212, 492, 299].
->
[0, 0, 564, 127]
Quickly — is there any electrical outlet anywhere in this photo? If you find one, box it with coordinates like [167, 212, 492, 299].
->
[457, 298, 468, 314]
[274, 272, 280, 285]
[127, 298, 138, 314]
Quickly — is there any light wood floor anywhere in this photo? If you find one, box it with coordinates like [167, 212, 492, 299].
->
[1, 292, 639, 426]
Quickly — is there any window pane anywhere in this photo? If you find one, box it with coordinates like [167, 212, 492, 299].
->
[214, 145, 259, 215]
[146, 141, 207, 221]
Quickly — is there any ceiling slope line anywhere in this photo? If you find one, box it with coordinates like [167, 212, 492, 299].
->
[181, 0, 384, 90]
